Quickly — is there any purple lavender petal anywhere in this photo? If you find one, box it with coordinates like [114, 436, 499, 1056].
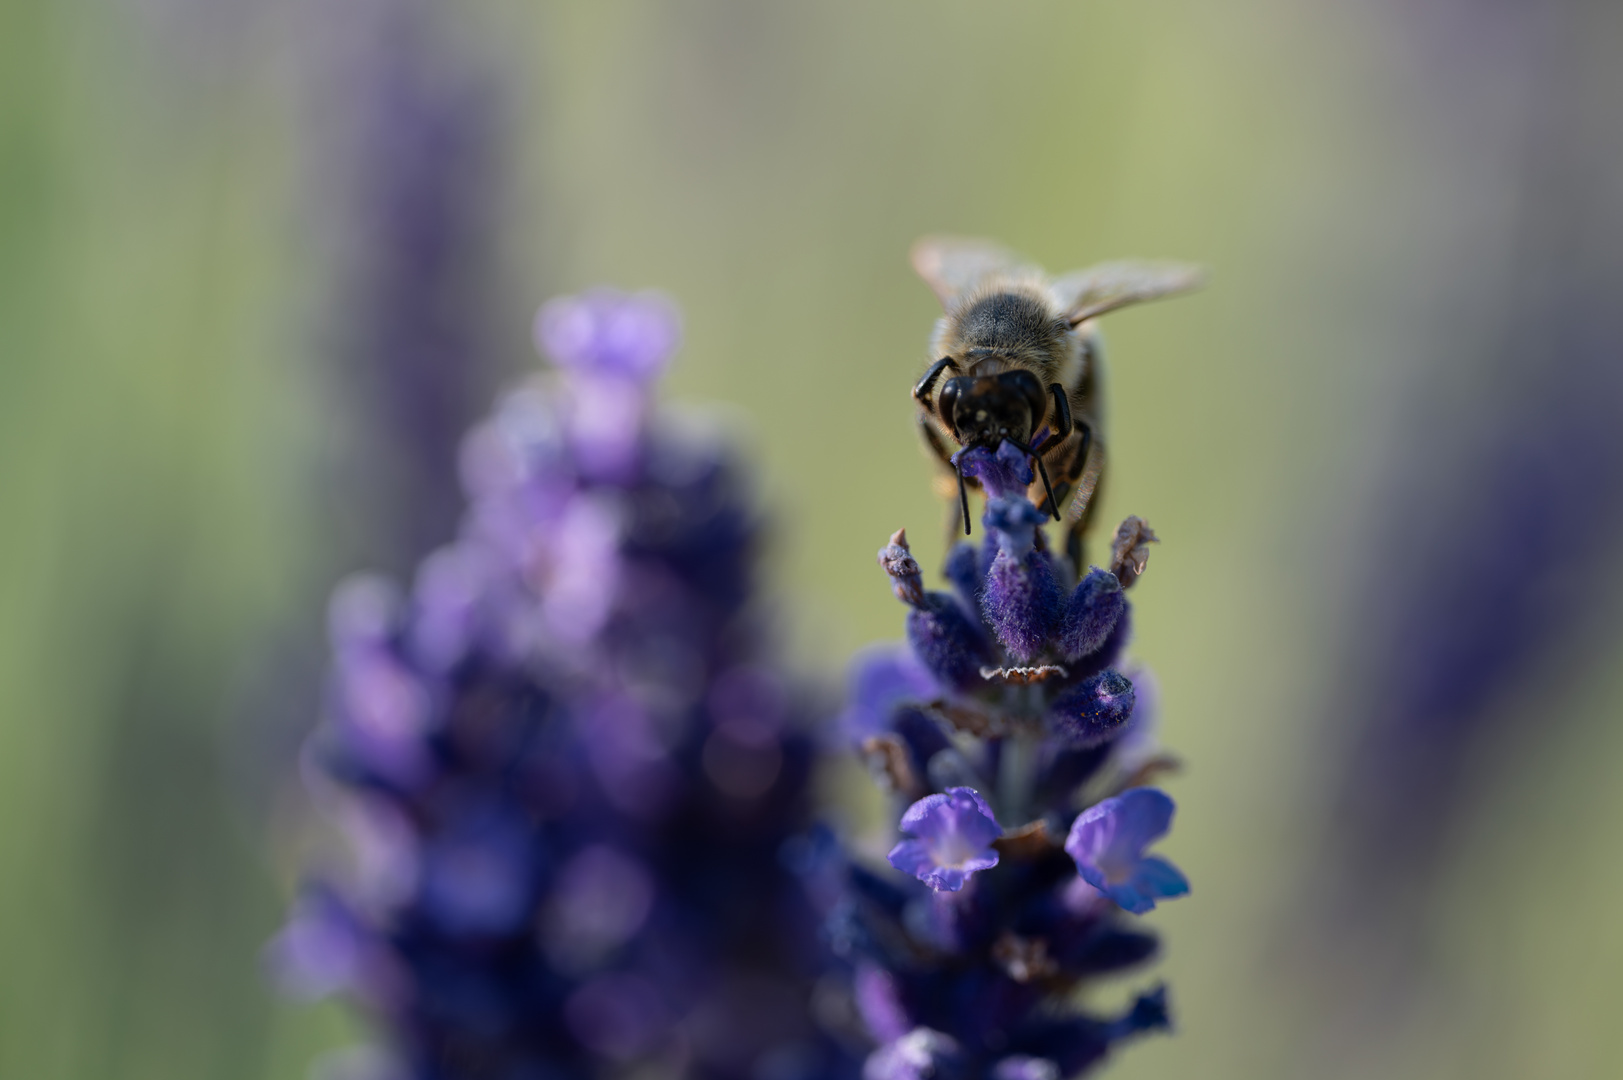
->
[854, 964, 911, 1044]
[839, 645, 940, 740]
[897, 786, 998, 836]
[1065, 788, 1189, 914]
[574, 692, 681, 819]
[542, 845, 656, 971]
[889, 787, 1003, 892]
[265, 889, 367, 1000]
[329, 645, 435, 785]
[537, 492, 622, 645]
[888, 840, 974, 892]
[1128, 857, 1191, 905]
[328, 574, 404, 651]
[418, 817, 535, 936]
[408, 543, 496, 672]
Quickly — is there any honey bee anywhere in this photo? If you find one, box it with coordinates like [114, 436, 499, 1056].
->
[910, 236, 1201, 570]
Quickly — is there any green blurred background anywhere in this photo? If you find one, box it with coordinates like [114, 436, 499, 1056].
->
[3, 0, 1621, 1077]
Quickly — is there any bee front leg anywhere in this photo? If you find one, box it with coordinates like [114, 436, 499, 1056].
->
[918, 411, 971, 542]
[1031, 383, 1076, 519]
[1046, 382, 1073, 441]
[1034, 416, 1085, 517]
[913, 357, 958, 416]
[918, 409, 956, 471]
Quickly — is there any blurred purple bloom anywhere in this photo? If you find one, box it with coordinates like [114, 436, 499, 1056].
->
[267, 888, 374, 1001]
[839, 646, 941, 740]
[863, 1028, 968, 1080]
[1065, 788, 1189, 915]
[278, 290, 855, 1080]
[853, 965, 911, 1045]
[306, 0, 510, 566]
[990, 1056, 1060, 1080]
[888, 788, 1003, 893]
[535, 289, 681, 382]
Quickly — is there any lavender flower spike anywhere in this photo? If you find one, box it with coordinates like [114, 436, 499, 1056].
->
[1065, 788, 1189, 915]
[888, 787, 1003, 892]
[274, 289, 855, 1080]
[838, 432, 1182, 1075]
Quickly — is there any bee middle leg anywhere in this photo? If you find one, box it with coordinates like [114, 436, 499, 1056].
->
[1033, 420, 1087, 518]
[1032, 422, 1102, 576]
[913, 357, 959, 416]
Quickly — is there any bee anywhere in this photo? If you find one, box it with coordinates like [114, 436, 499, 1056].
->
[910, 236, 1201, 570]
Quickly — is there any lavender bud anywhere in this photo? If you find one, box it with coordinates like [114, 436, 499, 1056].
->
[1060, 569, 1125, 661]
[1050, 670, 1137, 748]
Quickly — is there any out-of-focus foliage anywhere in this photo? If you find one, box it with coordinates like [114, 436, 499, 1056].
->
[1, 1, 1620, 1079]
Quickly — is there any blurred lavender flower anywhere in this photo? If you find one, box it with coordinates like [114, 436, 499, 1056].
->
[833, 445, 1185, 1080]
[271, 291, 853, 1080]
[310, 0, 511, 569]
[241, 0, 515, 818]
[1322, 0, 1623, 918]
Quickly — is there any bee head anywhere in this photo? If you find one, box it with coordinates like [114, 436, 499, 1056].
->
[940, 369, 1048, 451]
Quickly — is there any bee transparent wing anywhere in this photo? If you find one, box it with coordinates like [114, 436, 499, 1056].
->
[1051, 260, 1205, 326]
[910, 236, 1037, 309]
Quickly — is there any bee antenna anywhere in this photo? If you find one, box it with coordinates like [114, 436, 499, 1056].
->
[1013, 439, 1061, 522]
[956, 460, 972, 536]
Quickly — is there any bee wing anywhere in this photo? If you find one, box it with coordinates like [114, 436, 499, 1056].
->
[910, 236, 1039, 309]
[1050, 260, 1205, 326]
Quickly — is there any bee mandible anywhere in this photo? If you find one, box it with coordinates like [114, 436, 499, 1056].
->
[910, 237, 1201, 570]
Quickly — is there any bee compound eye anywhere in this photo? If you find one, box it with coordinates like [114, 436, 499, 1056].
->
[938, 379, 963, 435]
